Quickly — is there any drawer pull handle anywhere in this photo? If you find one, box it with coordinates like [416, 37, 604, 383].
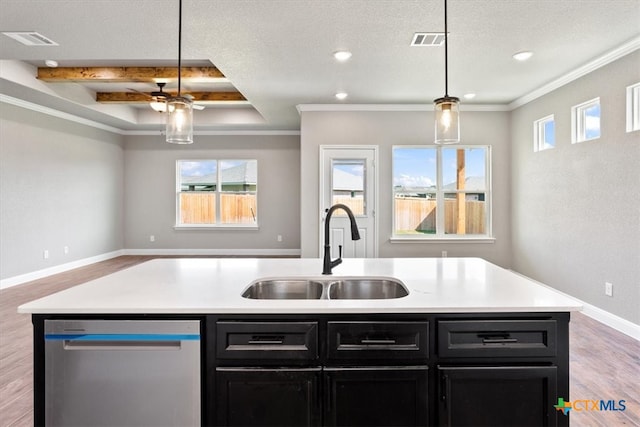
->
[248, 335, 285, 345]
[247, 340, 284, 344]
[360, 339, 397, 345]
[482, 338, 518, 344]
[478, 333, 518, 344]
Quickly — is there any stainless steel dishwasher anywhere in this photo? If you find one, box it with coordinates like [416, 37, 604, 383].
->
[44, 319, 201, 426]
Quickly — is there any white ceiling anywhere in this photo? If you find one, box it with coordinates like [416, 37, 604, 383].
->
[1, 0, 639, 133]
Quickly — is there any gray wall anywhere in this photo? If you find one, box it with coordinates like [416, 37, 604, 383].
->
[510, 51, 640, 325]
[123, 134, 300, 252]
[300, 109, 512, 267]
[0, 103, 124, 280]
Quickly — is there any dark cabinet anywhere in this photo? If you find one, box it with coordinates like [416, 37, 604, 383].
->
[324, 367, 429, 427]
[437, 366, 558, 427]
[216, 367, 322, 427]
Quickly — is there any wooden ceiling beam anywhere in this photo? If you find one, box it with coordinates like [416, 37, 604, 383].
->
[96, 91, 246, 103]
[38, 67, 225, 82]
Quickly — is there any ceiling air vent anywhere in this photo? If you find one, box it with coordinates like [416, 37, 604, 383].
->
[2, 31, 58, 46]
[410, 32, 445, 47]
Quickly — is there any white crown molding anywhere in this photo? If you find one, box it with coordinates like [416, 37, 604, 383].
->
[297, 103, 510, 113]
[122, 130, 300, 136]
[0, 93, 125, 134]
[1, 96, 300, 136]
[510, 35, 640, 110]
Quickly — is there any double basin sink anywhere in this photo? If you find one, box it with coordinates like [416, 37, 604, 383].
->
[242, 277, 409, 300]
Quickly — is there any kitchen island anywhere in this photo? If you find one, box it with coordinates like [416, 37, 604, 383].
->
[20, 257, 582, 426]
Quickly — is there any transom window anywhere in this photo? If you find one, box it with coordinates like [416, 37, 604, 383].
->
[572, 98, 601, 143]
[392, 146, 491, 239]
[627, 82, 640, 132]
[176, 159, 257, 227]
[534, 115, 555, 151]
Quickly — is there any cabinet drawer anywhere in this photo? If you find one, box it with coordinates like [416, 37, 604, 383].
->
[327, 321, 428, 360]
[438, 320, 557, 358]
[216, 321, 318, 361]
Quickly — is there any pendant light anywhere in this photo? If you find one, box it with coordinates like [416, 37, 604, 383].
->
[166, 0, 193, 144]
[434, 0, 460, 144]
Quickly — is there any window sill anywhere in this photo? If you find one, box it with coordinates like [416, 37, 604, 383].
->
[389, 236, 495, 243]
[174, 225, 259, 231]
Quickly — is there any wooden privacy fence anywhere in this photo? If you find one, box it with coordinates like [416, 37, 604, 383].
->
[394, 197, 485, 235]
[179, 193, 257, 224]
[331, 196, 365, 215]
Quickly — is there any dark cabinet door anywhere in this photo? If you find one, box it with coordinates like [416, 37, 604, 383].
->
[324, 367, 429, 427]
[438, 366, 558, 427]
[216, 367, 322, 427]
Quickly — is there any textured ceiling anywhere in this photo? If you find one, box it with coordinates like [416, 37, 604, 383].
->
[1, 0, 639, 132]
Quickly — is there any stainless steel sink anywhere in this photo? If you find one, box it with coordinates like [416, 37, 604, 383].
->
[241, 280, 324, 299]
[328, 279, 409, 299]
[242, 277, 408, 300]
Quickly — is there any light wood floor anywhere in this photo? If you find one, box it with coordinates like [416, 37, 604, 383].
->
[1, 256, 639, 427]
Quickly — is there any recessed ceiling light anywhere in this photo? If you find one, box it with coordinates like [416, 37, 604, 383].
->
[333, 51, 352, 62]
[335, 92, 348, 100]
[463, 93, 476, 100]
[45, 59, 58, 68]
[513, 51, 533, 61]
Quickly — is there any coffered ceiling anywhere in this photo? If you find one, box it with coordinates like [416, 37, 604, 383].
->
[1, 0, 639, 133]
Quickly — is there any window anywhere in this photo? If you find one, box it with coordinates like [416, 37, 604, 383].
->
[176, 159, 257, 227]
[572, 98, 600, 143]
[392, 146, 491, 239]
[332, 159, 366, 216]
[533, 115, 555, 151]
[626, 82, 640, 132]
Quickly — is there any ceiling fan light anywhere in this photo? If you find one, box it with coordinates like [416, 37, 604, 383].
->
[434, 96, 460, 144]
[150, 98, 168, 112]
[166, 96, 193, 144]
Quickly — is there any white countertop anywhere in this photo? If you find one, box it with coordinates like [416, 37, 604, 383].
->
[18, 257, 583, 314]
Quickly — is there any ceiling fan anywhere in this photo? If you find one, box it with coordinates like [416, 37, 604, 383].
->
[130, 82, 205, 112]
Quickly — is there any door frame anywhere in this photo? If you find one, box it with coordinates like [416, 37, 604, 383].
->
[319, 145, 379, 258]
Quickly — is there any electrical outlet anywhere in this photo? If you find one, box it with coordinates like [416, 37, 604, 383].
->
[63, 246, 69, 255]
[277, 235, 283, 242]
[43, 250, 49, 259]
[605, 282, 613, 297]
[150, 235, 155, 242]
[442, 251, 448, 258]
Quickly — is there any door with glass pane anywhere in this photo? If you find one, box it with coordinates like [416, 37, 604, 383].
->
[320, 146, 377, 258]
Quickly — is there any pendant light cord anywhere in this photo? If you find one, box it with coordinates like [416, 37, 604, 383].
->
[177, 0, 182, 97]
[444, 0, 449, 97]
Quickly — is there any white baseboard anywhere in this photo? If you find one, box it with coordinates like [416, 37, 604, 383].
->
[509, 269, 640, 341]
[122, 248, 301, 257]
[0, 250, 125, 290]
[580, 302, 640, 341]
[0, 249, 300, 290]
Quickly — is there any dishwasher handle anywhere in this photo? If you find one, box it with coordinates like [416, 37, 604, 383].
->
[63, 340, 182, 351]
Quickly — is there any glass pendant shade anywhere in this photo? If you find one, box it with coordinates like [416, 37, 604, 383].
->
[166, 97, 193, 144]
[434, 96, 460, 144]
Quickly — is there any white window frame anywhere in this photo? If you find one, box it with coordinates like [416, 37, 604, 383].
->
[390, 145, 493, 242]
[175, 159, 258, 229]
[626, 82, 640, 133]
[533, 114, 555, 152]
[571, 97, 601, 143]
